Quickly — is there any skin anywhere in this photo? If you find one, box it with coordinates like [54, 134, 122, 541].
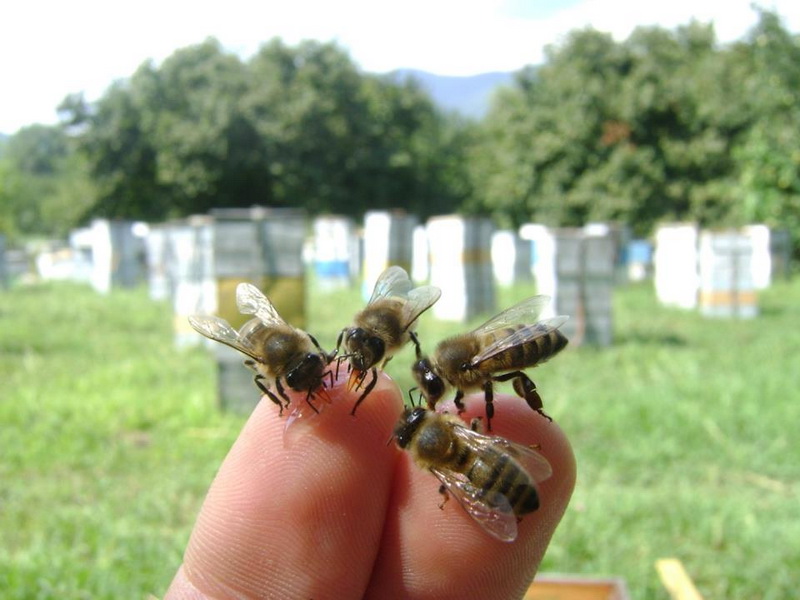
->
[164, 372, 576, 600]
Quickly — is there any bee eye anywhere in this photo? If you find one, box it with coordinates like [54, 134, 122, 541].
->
[426, 375, 445, 401]
[366, 336, 385, 361]
[460, 362, 470, 372]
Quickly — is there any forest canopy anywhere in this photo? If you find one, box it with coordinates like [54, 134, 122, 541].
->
[1, 8, 798, 249]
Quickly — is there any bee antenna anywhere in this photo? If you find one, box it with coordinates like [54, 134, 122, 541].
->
[385, 433, 396, 446]
[407, 386, 419, 407]
[333, 353, 354, 379]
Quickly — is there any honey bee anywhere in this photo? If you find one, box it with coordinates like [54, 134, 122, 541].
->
[337, 266, 440, 414]
[411, 295, 568, 431]
[393, 406, 552, 542]
[189, 283, 333, 414]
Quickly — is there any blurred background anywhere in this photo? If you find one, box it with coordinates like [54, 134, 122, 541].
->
[1, 2, 799, 598]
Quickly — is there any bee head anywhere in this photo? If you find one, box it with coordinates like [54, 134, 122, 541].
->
[285, 353, 325, 391]
[346, 328, 385, 371]
[411, 356, 446, 406]
[393, 406, 427, 449]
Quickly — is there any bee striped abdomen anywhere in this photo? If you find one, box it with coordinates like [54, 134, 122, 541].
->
[454, 444, 538, 517]
[454, 444, 472, 468]
[480, 325, 568, 371]
[510, 483, 540, 514]
[481, 450, 511, 491]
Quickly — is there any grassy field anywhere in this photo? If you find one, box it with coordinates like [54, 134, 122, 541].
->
[1, 275, 798, 598]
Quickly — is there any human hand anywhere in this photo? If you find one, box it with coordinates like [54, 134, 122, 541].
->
[164, 373, 576, 600]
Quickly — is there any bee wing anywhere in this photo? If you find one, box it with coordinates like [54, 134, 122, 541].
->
[188, 315, 260, 360]
[236, 283, 287, 327]
[472, 295, 555, 333]
[470, 313, 569, 366]
[486, 436, 554, 483]
[368, 266, 414, 304]
[455, 425, 553, 483]
[430, 466, 519, 542]
[399, 285, 442, 331]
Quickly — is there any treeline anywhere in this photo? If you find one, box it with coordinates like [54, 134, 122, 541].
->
[1, 39, 472, 237]
[468, 10, 800, 239]
[1, 8, 798, 250]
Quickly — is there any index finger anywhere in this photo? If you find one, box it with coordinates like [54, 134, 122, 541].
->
[164, 371, 403, 600]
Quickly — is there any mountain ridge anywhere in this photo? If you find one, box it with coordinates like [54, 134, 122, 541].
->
[386, 69, 515, 119]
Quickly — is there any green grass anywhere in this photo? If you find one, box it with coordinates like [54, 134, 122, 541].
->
[1, 277, 799, 598]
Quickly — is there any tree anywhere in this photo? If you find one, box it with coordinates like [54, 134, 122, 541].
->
[468, 13, 795, 239]
[244, 39, 377, 214]
[148, 39, 260, 213]
[732, 10, 800, 249]
[63, 38, 464, 223]
[61, 78, 168, 221]
[0, 124, 95, 237]
[0, 157, 24, 237]
[470, 29, 634, 228]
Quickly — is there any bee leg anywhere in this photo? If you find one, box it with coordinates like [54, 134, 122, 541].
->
[253, 372, 267, 392]
[350, 368, 377, 415]
[437, 484, 450, 510]
[453, 390, 466, 413]
[265, 390, 285, 415]
[514, 374, 552, 421]
[469, 417, 484, 433]
[469, 417, 483, 433]
[254, 375, 284, 415]
[409, 330, 422, 358]
[274, 378, 292, 411]
[508, 373, 542, 410]
[483, 381, 495, 432]
[495, 371, 553, 421]
[304, 390, 320, 414]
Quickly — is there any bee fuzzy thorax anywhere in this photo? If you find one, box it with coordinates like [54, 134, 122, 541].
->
[404, 413, 460, 465]
[434, 334, 480, 368]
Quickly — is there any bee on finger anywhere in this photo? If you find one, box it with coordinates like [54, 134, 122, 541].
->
[411, 295, 568, 431]
[189, 283, 334, 414]
[393, 406, 552, 542]
[337, 266, 440, 415]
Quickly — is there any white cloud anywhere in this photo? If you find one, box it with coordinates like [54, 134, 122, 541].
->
[1, 0, 798, 134]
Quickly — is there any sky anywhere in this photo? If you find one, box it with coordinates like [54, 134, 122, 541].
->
[2, 0, 799, 135]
